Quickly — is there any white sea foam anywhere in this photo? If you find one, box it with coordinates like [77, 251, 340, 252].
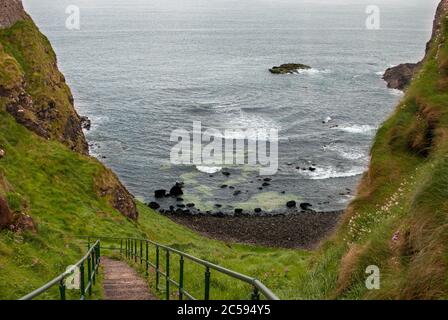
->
[323, 144, 367, 161]
[296, 68, 332, 75]
[333, 124, 377, 135]
[375, 71, 384, 76]
[196, 166, 222, 174]
[300, 165, 365, 180]
[389, 88, 404, 97]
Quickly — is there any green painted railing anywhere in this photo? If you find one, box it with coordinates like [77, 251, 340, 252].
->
[85, 236, 279, 301]
[20, 240, 101, 300]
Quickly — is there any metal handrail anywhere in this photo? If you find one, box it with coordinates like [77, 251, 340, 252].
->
[81, 236, 279, 300]
[20, 240, 101, 300]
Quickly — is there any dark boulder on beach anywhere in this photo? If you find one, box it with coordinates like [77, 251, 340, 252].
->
[254, 208, 262, 213]
[286, 200, 296, 208]
[186, 203, 195, 208]
[300, 202, 313, 211]
[234, 208, 243, 215]
[148, 202, 160, 210]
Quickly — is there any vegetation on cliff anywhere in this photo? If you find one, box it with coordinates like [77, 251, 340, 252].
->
[296, 1, 448, 299]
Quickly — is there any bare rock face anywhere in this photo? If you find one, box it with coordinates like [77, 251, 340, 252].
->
[0, 195, 14, 229]
[94, 168, 138, 220]
[382, 0, 448, 91]
[11, 213, 37, 233]
[0, 0, 27, 29]
[383, 63, 421, 90]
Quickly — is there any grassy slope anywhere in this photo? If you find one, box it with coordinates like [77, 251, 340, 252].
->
[296, 12, 448, 300]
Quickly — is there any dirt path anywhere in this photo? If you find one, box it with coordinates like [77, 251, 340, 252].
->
[102, 257, 156, 300]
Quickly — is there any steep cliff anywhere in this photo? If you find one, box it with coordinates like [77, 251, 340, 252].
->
[299, 0, 448, 299]
[0, 1, 137, 220]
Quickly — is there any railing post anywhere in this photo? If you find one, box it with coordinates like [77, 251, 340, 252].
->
[145, 241, 149, 277]
[140, 240, 143, 265]
[251, 287, 260, 300]
[97, 241, 101, 263]
[134, 239, 137, 263]
[155, 246, 160, 290]
[166, 250, 170, 300]
[87, 255, 92, 296]
[179, 256, 184, 300]
[79, 262, 85, 300]
[87, 237, 90, 250]
[120, 239, 123, 257]
[126, 239, 129, 259]
[204, 267, 210, 300]
[59, 279, 66, 300]
[91, 250, 96, 285]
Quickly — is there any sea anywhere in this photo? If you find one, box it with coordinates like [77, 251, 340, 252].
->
[23, 0, 439, 213]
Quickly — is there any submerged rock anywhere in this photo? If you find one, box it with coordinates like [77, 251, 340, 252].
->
[154, 189, 166, 198]
[269, 63, 311, 74]
[170, 183, 184, 196]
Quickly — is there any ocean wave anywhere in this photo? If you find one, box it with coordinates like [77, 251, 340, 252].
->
[333, 124, 377, 135]
[300, 165, 365, 180]
[375, 71, 384, 76]
[196, 166, 222, 174]
[323, 144, 367, 161]
[389, 88, 404, 97]
[295, 68, 332, 75]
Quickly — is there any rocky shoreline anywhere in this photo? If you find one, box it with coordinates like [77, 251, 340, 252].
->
[145, 181, 344, 248]
[168, 210, 343, 249]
